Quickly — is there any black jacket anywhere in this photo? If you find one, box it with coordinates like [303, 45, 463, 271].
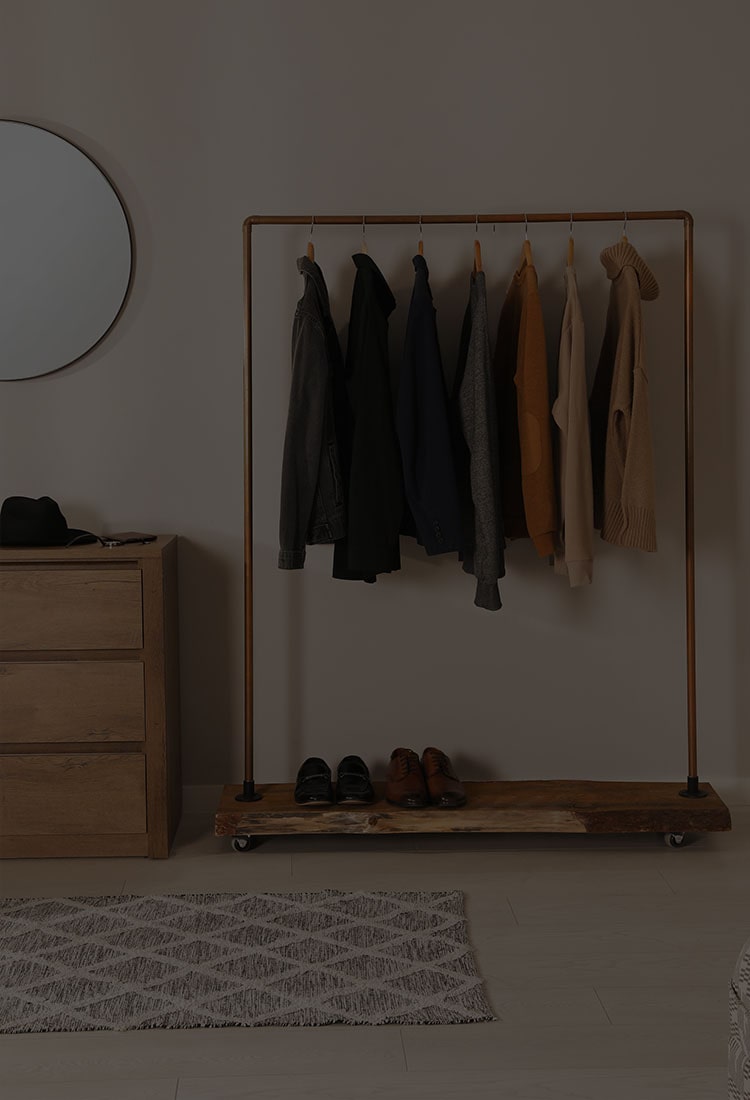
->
[278, 257, 346, 569]
[333, 253, 402, 581]
[397, 254, 463, 555]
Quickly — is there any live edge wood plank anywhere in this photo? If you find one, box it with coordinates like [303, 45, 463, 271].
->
[215, 781, 732, 837]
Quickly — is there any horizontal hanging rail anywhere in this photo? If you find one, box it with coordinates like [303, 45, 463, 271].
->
[246, 211, 692, 227]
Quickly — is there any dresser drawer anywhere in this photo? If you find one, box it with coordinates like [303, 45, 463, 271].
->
[0, 754, 147, 836]
[0, 662, 145, 743]
[0, 569, 143, 650]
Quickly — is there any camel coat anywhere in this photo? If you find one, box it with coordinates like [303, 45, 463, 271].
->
[495, 251, 557, 557]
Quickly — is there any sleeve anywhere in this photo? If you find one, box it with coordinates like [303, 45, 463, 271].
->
[561, 307, 594, 585]
[278, 312, 328, 569]
[518, 287, 557, 556]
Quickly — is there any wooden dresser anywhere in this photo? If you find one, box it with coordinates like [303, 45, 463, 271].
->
[0, 536, 180, 858]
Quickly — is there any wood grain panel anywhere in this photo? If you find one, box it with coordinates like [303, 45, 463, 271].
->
[0, 833, 149, 858]
[215, 781, 732, 838]
[0, 661, 145, 743]
[0, 569, 142, 650]
[0, 753, 146, 835]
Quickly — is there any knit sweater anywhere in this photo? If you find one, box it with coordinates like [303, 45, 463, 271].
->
[552, 265, 593, 586]
[495, 252, 557, 556]
[589, 240, 659, 552]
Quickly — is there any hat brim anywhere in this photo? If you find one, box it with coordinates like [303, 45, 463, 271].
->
[63, 528, 99, 546]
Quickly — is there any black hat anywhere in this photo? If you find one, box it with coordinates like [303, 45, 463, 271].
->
[0, 497, 97, 547]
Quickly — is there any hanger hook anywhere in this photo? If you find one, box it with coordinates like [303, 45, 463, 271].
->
[419, 214, 423, 239]
[569, 212, 574, 237]
[623, 210, 628, 237]
[524, 213, 529, 240]
[362, 214, 366, 239]
[309, 214, 314, 239]
[475, 213, 479, 236]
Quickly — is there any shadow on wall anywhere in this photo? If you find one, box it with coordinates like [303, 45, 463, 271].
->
[177, 536, 240, 783]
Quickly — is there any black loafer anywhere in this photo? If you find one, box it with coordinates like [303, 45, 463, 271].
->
[336, 755, 375, 804]
[294, 757, 334, 805]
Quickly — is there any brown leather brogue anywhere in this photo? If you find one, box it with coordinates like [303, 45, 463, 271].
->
[421, 747, 467, 808]
[385, 747, 428, 808]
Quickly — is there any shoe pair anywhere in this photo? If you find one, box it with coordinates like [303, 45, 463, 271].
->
[385, 747, 467, 809]
[294, 755, 374, 806]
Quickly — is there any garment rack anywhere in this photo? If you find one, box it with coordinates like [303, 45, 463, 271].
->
[215, 211, 731, 851]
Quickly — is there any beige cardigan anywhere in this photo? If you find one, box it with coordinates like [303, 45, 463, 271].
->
[589, 240, 659, 552]
[552, 265, 593, 585]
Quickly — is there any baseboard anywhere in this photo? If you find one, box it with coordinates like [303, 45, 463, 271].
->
[707, 776, 750, 807]
[183, 784, 225, 814]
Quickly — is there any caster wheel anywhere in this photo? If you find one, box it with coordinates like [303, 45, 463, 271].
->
[664, 832, 685, 848]
[232, 835, 256, 852]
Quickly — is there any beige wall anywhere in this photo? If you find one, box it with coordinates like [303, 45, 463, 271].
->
[2, 0, 748, 798]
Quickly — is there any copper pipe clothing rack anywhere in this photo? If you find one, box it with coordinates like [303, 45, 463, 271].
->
[214, 211, 731, 851]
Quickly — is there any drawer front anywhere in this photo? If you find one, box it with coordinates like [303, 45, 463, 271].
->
[0, 662, 145, 743]
[0, 569, 143, 650]
[0, 753, 146, 835]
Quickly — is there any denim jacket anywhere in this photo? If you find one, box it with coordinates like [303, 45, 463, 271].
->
[278, 257, 346, 569]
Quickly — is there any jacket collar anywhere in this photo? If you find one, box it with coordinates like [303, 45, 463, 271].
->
[352, 252, 396, 314]
[412, 253, 433, 293]
[600, 240, 659, 300]
[297, 255, 332, 313]
[412, 254, 429, 277]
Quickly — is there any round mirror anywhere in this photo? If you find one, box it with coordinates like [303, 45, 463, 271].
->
[0, 120, 132, 380]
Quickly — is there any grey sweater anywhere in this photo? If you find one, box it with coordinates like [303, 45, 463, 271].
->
[454, 270, 505, 610]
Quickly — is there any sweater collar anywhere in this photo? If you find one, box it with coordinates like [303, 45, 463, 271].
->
[600, 240, 659, 300]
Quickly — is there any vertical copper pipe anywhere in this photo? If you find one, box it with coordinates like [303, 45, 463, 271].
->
[237, 219, 260, 800]
[684, 214, 698, 781]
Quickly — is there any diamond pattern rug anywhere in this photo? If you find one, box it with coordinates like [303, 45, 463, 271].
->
[0, 890, 493, 1032]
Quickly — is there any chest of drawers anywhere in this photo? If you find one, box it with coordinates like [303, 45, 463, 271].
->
[0, 536, 181, 858]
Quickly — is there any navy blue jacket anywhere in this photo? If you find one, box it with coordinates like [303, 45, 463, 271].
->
[397, 255, 463, 555]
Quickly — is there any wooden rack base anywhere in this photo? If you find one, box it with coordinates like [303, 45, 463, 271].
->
[216, 780, 731, 847]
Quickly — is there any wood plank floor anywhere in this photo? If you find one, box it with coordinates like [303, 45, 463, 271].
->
[1, 806, 748, 1100]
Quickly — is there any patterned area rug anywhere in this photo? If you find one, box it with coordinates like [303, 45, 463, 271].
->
[0, 890, 494, 1032]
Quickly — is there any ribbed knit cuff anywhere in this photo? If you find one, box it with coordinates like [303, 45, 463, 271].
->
[601, 503, 657, 552]
[278, 548, 306, 569]
[566, 560, 593, 587]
